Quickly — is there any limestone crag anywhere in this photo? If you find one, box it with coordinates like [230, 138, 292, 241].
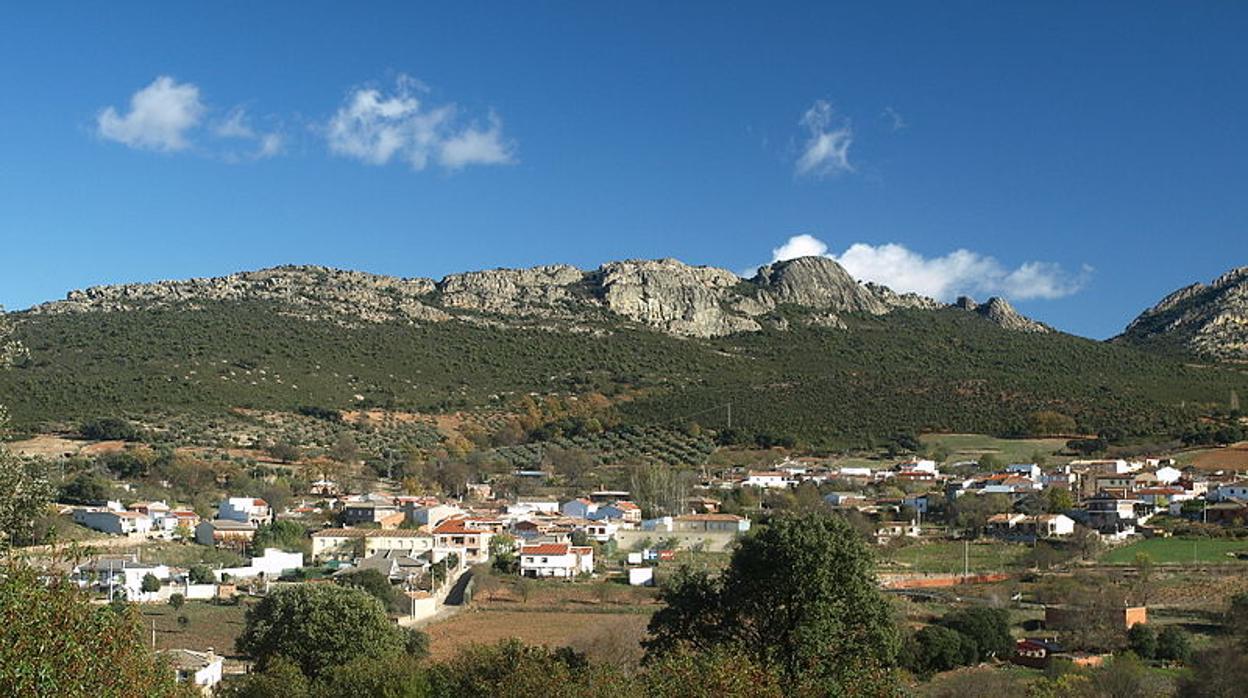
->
[1118, 266, 1248, 359]
[955, 296, 1051, 334]
[29, 256, 1052, 338]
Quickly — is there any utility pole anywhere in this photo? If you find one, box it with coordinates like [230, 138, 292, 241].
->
[726, 403, 732, 430]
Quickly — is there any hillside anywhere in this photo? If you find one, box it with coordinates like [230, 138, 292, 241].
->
[1116, 266, 1248, 360]
[4, 269, 1247, 451]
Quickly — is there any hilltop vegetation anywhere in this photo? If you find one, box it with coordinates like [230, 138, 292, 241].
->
[3, 300, 1247, 451]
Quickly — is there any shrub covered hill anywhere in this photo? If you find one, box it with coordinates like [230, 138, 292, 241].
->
[3, 256, 1246, 450]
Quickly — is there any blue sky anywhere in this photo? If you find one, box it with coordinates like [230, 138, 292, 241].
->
[1, 2, 1245, 338]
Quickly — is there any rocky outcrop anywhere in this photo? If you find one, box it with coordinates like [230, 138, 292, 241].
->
[36, 266, 449, 325]
[1117, 267, 1248, 360]
[955, 296, 1051, 333]
[29, 256, 1053, 338]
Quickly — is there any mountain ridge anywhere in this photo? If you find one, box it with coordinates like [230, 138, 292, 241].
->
[1116, 266, 1248, 360]
[26, 256, 1046, 338]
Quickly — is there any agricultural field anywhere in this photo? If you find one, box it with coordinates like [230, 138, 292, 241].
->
[1100, 537, 1248, 565]
[883, 540, 1031, 574]
[139, 600, 251, 656]
[1173, 441, 1248, 471]
[426, 577, 658, 664]
[919, 433, 1071, 466]
[487, 425, 715, 467]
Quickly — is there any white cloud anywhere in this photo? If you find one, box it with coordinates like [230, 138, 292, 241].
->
[326, 76, 515, 171]
[795, 100, 853, 177]
[882, 106, 906, 131]
[97, 76, 204, 151]
[768, 234, 1089, 301]
[213, 107, 284, 160]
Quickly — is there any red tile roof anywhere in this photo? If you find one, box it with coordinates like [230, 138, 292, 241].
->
[521, 543, 571, 556]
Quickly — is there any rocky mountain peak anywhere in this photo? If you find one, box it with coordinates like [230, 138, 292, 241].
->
[1118, 266, 1248, 360]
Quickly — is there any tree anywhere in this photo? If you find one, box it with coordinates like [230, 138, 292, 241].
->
[1132, 553, 1155, 606]
[0, 561, 186, 696]
[937, 607, 1012, 662]
[330, 432, 360, 465]
[188, 564, 215, 585]
[1155, 625, 1192, 663]
[1126, 623, 1156, 659]
[236, 583, 405, 679]
[57, 472, 112, 505]
[168, 593, 185, 611]
[267, 441, 302, 464]
[140, 573, 161, 593]
[1044, 487, 1075, 514]
[334, 568, 406, 614]
[902, 625, 974, 676]
[220, 655, 310, 698]
[314, 653, 429, 698]
[251, 520, 307, 554]
[1177, 645, 1248, 697]
[1088, 652, 1170, 698]
[0, 454, 53, 548]
[429, 639, 597, 698]
[647, 512, 899, 690]
[80, 417, 143, 442]
[952, 493, 1012, 534]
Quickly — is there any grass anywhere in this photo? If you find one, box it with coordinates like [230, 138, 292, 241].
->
[428, 576, 657, 663]
[884, 540, 1030, 574]
[1101, 537, 1248, 565]
[919, 433, 1071, 465]
[139, 600, 251, 657]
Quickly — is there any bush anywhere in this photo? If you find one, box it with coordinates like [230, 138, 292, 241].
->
[1126, 623, 1156, 659]
[80, 417, 142, 442]
[1155, 625, 1192, 663]
[168, 593, 185, 610]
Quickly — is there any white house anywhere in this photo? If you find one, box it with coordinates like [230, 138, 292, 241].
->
[742, 471, 792, 489]
[518, 543, 594, 578]
[1006, 463, 1042, 480]
[581, 520, 619, 543]
[165, 649, 223, 693]
[1154, 466, 1183, 485]
[216, 497, 271, 525]
[899, 459, 939, 474]
[214, 548, 304, 582]
[560, 498, 598, 519]
[507, 498, 560, 516]
[73, 509, 153, 536]
[76, 558, 172, 601]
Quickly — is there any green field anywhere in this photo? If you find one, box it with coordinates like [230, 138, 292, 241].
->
[140, 600, 251, 656]
[919, 433, 1071, 465]
[884, 541, 1030, 574]
[1101, 537, 1248, 565]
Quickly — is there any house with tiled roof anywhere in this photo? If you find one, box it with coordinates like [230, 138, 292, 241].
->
[310, 527, 434, 563]
[163, 648, 223, 692]
[217, 497, 272, 525]
[72, 508, 153, 536]
[518, 542, 594, 578]
[432, 517, 494, 564]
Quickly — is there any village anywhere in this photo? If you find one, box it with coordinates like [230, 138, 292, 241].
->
[41, 435, 1248, 694]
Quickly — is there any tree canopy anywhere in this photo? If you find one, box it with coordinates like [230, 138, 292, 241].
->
[236, 583, 405, 678]
[646, 512, 900, 692]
